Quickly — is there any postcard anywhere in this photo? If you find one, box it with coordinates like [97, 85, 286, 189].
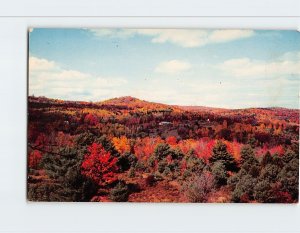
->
[27, 29, 299, 202]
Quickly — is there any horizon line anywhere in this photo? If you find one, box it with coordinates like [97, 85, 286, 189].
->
[28, 94, 299, 110]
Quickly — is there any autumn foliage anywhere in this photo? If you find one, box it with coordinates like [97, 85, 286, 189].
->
[81, 143, 118, 186]
[28, 150, 42, 169]
[27, 96, 299, 203]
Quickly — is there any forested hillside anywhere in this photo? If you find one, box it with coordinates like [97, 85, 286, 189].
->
[27, 96, 299, 202]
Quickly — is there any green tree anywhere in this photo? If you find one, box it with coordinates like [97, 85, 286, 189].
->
[231, 174, 257, 202]
[253, 180, 272, 203]
[260, 151, 273, 167]
[39, 146, 97, 201]
[209, 140, 238, 172]
[211, 161, 228, 187]
[109, 181, 129, 202]
[154, 143, 171, 161]
[240, 145, 258, 166]
[282, 149, 298, 164]
[278, 158, 299, 200]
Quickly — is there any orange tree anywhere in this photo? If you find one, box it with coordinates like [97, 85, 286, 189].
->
[81, 143, 118, 187]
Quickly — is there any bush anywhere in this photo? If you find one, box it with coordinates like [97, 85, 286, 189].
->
[182, 169, 192, 180]
[183, 172, 215, 203]
[147, 156, 156, 168]
[135, 160, 146, 172]
[158, 160, 168, 173]
[162, 166, 171, 176]
[145, 174, 156, 186]
[128, 167, 136, 178]
[117, 152, 138, 171]
[109, 181, 129, 202]
[170, 148, 184, 160]
[154, 143, 171, 160]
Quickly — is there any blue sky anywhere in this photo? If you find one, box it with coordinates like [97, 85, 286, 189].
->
[29, 28, 300, 108]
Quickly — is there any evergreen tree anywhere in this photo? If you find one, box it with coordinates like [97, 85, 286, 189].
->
[39, 146, 97, 201]
[278, 158, 299, 200]
[231, 174, 257, 202]
[154, 143, 171, 161]
[261, 151, 273, 167]
[240, 145, 258, 166]
[209, 140, 238, 172]
[211, 161, 228, 187]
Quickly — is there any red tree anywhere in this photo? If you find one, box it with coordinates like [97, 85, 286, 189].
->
[28, 150, 42, 169]
[166, 136, 177, 146]
[84, 113, 98, 125]
[81, 143, 118, 186]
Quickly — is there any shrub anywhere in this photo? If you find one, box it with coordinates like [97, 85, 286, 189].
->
[145, 174, 156, 186]
[183, 172, 215, 203]
[128, 167, 136, 178]
[158, 159, 168, 173]
[182, 169, 192, 180]
[135, 160, 147, 172]
[117, 152, 138, 171]
[109, 181, 129, 202]
[162, 166, 172, 177]
[154, 143, 171, 160]
[28, 150, 42, 169]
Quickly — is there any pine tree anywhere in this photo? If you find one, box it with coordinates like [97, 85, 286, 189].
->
[240, 145, 258, 166]
[209, 140, 238, 172]
[39, 146, 97, 201]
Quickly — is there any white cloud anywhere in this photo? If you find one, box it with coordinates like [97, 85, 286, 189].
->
[29, 56, 56, 71]
[136, 29, 208, 48]
[209, 30, 254, 43]
[88, 29, 133, 39]
[88, 29, 255, 48]
[218, 51, 300, 78]
[154, 60, 191, 74]
[29, 56, 127, 101]
[278, 51, 300, 61]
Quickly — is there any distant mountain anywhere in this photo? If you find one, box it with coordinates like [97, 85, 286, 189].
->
[28, 95, 299, 123]
[175, 105, 226, 112]
[98, 96, 177, 111]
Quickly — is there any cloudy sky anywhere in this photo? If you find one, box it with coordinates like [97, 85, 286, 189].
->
[29, 29, 300, 109]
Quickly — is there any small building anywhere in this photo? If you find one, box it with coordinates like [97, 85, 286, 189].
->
[159, 121, 172, 126]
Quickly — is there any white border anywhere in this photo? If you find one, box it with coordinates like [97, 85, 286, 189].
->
[0, 0, 300, 16]
[0, 14, 299, 233]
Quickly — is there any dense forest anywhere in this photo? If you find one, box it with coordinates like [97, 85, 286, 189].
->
[27, 96, 299, 202]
